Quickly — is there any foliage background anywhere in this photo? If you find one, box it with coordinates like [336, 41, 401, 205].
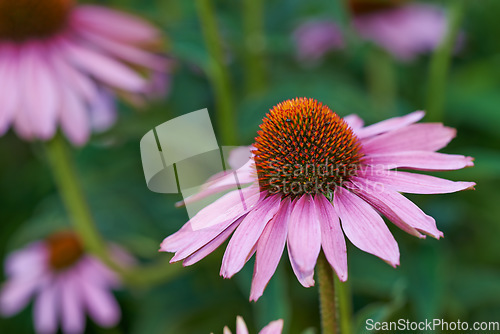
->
[1, 0, 499, 333]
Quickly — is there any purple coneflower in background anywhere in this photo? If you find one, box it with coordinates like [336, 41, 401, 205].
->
[350, 0, 454, 61]
[160, 97, 475, 301]
[0, 231, 127, 334]
[0, 0, 170, 145]
[293, 19, 344, 62]
[217, 316, 283, 334]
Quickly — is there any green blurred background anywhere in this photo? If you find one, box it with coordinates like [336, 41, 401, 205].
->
[1, 0, 499, 333]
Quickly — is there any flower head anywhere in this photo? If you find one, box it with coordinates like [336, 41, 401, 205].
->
[161, 97, 475, 301]
[0, 231, 127, 334]
[350, 0, 454, 61]
[218, 316, 283, 334]
[0, 0, 170, 145]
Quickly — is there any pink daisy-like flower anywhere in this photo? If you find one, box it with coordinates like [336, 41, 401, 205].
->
[293, 19, 344, 62]
[216, 316, 283, 334]
[0, 0, 170, 145]
[0, 231, 126, 334]
[160, 97, 475, 301]
[350, 0, 454, 61]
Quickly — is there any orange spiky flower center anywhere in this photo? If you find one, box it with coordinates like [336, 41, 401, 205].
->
[348, 0, 406, 16]
[0, 0, 74, 41]
[253, 98, 363, 198]
[46, 231, 84, 271]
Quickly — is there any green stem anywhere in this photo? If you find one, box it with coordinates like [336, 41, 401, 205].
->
[335, 275, 352, 334]
[242, 0, 266, 94]
[366, 47, 397, 117]
[45, 135, 183, 287]
[426, 0, 464, 122]
[317, 252, 338, 334]
[196, 0, 237, 145]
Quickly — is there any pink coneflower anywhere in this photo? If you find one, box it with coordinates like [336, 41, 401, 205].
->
[0, 232, 125, 334]
[161, 97, 475, 301]
[350, 0, 454, 61]
[293, 19, 345, 62]
[217, 316, 283, 334]
[0, 0, 170, 145]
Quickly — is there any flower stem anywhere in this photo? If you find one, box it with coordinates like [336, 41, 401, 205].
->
[196, 0, 237, 145]
[426, 0, 464, 122]
[366, 47, 397, 117]
[44, 135, 183, 287]
[242, 0, 266, 94]
[335, 275, 352, 334]
[317, 252, 338, 334]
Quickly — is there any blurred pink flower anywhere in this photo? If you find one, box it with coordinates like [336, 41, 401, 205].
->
[219, 316, 283, 334]
[161, 98, 475, 301]
[353, 3, 453, 61]
[0, 1, 170, 145]
[293, 19, 345, 61]
[0, 232, 126, 334]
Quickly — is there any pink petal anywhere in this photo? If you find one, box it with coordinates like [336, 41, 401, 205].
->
[236, 316, 249, 334]
[34, 275, 59, 334]
[224, 326, 233, 334]
[221, 195, 281, 278]
[287, 245, 315, 287]
[315, 195, 348, 281]
[0, 45, 19, 135]
[5, 242, 46, 278]
[189, 185, 261, 230]
[62, 39, 147, 92]
[334, 187, 399, 267]
[21, 43, 59, 139]
[259, 319, 284, 334]
[89, 89, 117, 132]
[59, 85, 91, 146]
[72, 5, 161, 43]
[78, 257, 120, 289]
[79, 276, 120, 328]
[0, 274, 43, 316]
[356, 111, 425, 139]
[287, 195, 322, 286]
[361, 123, 456, 155]
[250, 198, 291, 301]
[359, 168, 476, 194]
[183, 218, 241, 266]
[77, 29, 168, 72]
[343, 114, 364, 131]
[351, 177, 444, 239]
[363, 151, 474, 171]
[59, 271, 86, 334]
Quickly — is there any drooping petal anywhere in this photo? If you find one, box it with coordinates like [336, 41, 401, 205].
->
[358, 168, 476, 194]
[72, 5, 161, 43]
[0, 274, 43, 316]
[33, 275, 59, 334]
[0, 45, 19, 135]
[79, 276, 120, 328]
[259, 319, 284, 334]
[59, 83, 91, 146]
[287, 245, 315, 287]
[183, 218, 242, 266]
[250, 198, 291, 301]
[355, 111, 425, 139]
[62, 39, 147, 92]
[334, 187, 399, 267]
[287, 195, 322, 286]
[363, 151, 474, 171]
[188, 185, 261, 231]
[351, 177, 444, 239]
[221, 195, 281, 278]
[59, 271, 86, 334]
[361, 123, 456, 155]
[5, 242, 46, 278]
[315, 194, 347, 281]
[236, 316, 249, 334]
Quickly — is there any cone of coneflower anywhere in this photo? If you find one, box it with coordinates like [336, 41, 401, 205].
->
[161, 97, 475, 302]
[0, 0, 170, 145]
[0, 231, 131, 334]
